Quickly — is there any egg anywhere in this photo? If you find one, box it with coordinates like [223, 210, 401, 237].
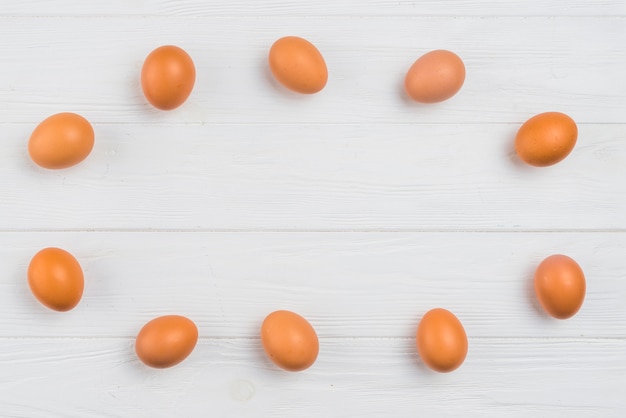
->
[135, 315, 198, 368]
[141, 45, 196, 110]
[534, 254, 586, 319]
[269, 36, 328, 94]
[515, 112, 578, 166]
[28, 113, 94, 169]
[416, 308, 468, 372]
[404, 50, 465, 103]
[261, 310, 319, 371]
[28, 247, 84, 312]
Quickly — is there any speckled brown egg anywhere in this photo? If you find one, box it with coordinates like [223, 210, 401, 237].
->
[28, 247, 84, 312]
[404, 50, 465, 103]
[135, 315, 198, 368]
[416, 308, 468, 372]
[515, 112, 578, 166]
[534, 254, 586, 319]
[269, 36, 328, 94]
[141, 45, 196, 110]
[28, 113, 94, 169]
[261, 310, 319, 371]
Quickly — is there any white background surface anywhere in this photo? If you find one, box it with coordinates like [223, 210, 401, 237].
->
[1, 1, 625, 417]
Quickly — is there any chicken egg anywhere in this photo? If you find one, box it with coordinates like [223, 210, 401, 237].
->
[416, 308, 468, 372]
[28, 113, 94, 169]
[534, 254, 586, 319]
[135, 315, 198, 368]
[261, 310, 319, 371]
[515, 112, 578, 166]
[141, 45, 196, 110]
[404, 50, 465, 103]
[28, 247, 84, 312]
[269, 36, 328, 94]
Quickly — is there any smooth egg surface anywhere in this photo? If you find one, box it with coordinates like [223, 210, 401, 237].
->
[261, 310, 319, 371]
[141, 45, 196, 110]
[135, 315, 198, 368]
[28, 247, 84, 312]
[534, 254, 586, 319]
[416, 308, 468, 372]
[404, 50, 465, 103]
[515, 112, 578, 166]
[269, 36, 328, 94]
[28, 113, 94, 169]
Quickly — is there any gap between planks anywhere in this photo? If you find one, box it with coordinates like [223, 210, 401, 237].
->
[2, 122, 625, 126]
[0, 336, 623, 342]
[1, 228, 626, 233]
[0, 15, 625, 19]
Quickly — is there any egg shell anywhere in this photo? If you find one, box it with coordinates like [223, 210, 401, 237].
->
[404, 50, 465, 103]
[135, 315, 198, 368]
[416, 308, 468, 373]
[141, 45, 196, 110]
[261, 310, 319, 371]
[269, 36, 328, 94]
[28, 113, 94, 169]
[27, 247, 84, 312]
[534, 254, 586, 319]
[515, 112, 578, 167]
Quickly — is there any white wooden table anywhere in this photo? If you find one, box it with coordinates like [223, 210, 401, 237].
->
[1, 1, 625, 416]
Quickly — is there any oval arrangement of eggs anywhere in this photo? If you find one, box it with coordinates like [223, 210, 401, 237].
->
[268, 36, 328, 94]
[135, 315, 198, 368]
[28, 247, 84, 312]
[28, 112, 94, 169]
[416, 308, 468, 373]
[141, 45, 196, 110]
[534, 254, 586, 319]
[261, 310, 319, 371]
[14, 33, 596, 388]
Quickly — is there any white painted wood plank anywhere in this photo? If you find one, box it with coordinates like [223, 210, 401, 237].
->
[0, 17, 624, 124]
[0, 338, 623, 417]
[2, 0, 625, 17]
[1, 124, 624, 230]
[0, 4, 621, 415]
[2, 232, 624, 338]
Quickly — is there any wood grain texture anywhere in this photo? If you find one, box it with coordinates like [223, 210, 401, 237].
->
[2, 124, 625, 231]
[1, 1, 624, 416]
[2, 232, 623, 338]
[1, 338, 624, 417]
[2, 1, 625, 16]
[0, 17, 624, 124]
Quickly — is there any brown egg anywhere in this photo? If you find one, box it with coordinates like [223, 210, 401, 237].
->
[261, 310, 319, 371]
[28, 247, 84, 312]
[534, 254, 586, 319]
[269, 36, 328, 94]
[404, 50, 465, 103]
[135, 315, 198, 368]
[141, 45, 196, 110]
[416, 308, 468, 372]
[28, 113, 94, 169]
[515, 112, 578, 166]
